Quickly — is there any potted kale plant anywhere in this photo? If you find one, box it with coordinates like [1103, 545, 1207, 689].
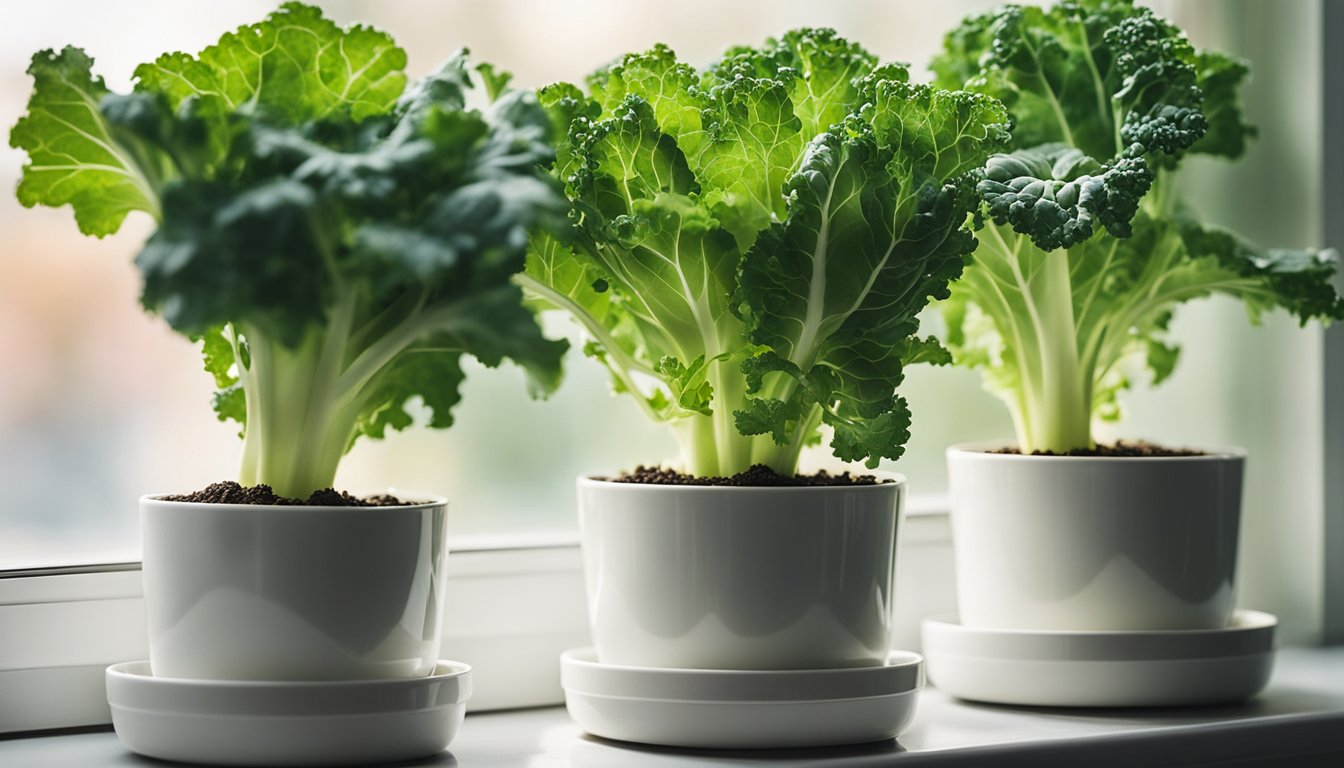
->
[523, 29, 1010, 668]
[11, 3, 565, 680]
[929, 0, 1344, 631]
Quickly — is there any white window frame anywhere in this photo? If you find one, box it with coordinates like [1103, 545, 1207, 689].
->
[0, 540, 592, 733]
[1321, 0, 1344, 646]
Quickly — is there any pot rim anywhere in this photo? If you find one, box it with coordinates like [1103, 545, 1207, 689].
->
[577, 469, 906, 491]
[922, 609, 1274, 639]
[140, 490, 447, 512]
[946, 441, 1247, 462]
[107, 659, 471, 690]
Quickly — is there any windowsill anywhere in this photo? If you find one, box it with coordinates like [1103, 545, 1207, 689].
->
[2, 646, 1340, 767]
[0, 509, 956, 733]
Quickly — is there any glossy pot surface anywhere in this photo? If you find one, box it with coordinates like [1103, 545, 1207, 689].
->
[578, 476, 906, 670]
[142, 495, 448, 681]
[947, 444, 1243, 631]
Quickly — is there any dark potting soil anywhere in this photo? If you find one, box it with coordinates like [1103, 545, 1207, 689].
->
[160, 481, 411, 506]
[989, 441, 1207, 458]
[605, 464, 889, 487]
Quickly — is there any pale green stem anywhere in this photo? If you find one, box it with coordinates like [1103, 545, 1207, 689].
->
[672, 363, 755, 477]
[514, 273, 662, 423]
[1014, 249, 1092, 452]
[705, 355, 751, 474]
[234, 321, 366, 499]
[673, 414, 720, 477]
[750, 404, 822, 475]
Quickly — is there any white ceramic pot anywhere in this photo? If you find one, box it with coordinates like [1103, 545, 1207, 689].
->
[946, 444, 1244, 631]
[141, 495, 448, 681]
[577, 475, 906, 670]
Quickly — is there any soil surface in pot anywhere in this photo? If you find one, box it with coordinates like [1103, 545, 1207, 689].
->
[605, 464, 889, 486]
[160, 481, 411, 506]
[989, 441, 1207, 457]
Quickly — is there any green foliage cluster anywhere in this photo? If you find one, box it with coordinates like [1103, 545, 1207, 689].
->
[14, 1, 1342, 485]
[11, 3, 566, 496]
[524, 29, 1011, 475]
[932, 0, 1344, 452]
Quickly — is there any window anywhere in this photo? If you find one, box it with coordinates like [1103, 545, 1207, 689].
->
[0, 0, 1020, 569]
[0, 0, 1336, 733]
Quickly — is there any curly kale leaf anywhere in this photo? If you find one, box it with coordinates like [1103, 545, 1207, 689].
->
[931, 0, 1218, 250]
[1188, 50, 1256, 159]
[931, 0, 1344, 455]
[526, 31, 1010, 473]
[136, 51, 567, 430]
[11, 5, 566, 496]
[933, 0, 1206, 167]
[134, 1, 407, 124]
[943, 211, 1344, 452]
[736, 85, 1010, 466]
[10, 47, 171, 235]
[978, 144, 1152, 250]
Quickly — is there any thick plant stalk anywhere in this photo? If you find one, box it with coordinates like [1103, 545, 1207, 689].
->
[1014, 249, 1092, 453]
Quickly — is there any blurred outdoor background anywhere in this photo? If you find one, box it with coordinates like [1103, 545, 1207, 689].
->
[0, 0, 1328, 647]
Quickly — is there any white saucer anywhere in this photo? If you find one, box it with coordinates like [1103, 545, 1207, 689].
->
[106, 660, 471, 766]
[560, 647, 923, 749]
[922, 609, 1276, 707]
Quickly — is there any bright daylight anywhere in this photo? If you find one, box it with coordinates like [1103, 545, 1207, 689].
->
[1, 1, 1342, 766]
